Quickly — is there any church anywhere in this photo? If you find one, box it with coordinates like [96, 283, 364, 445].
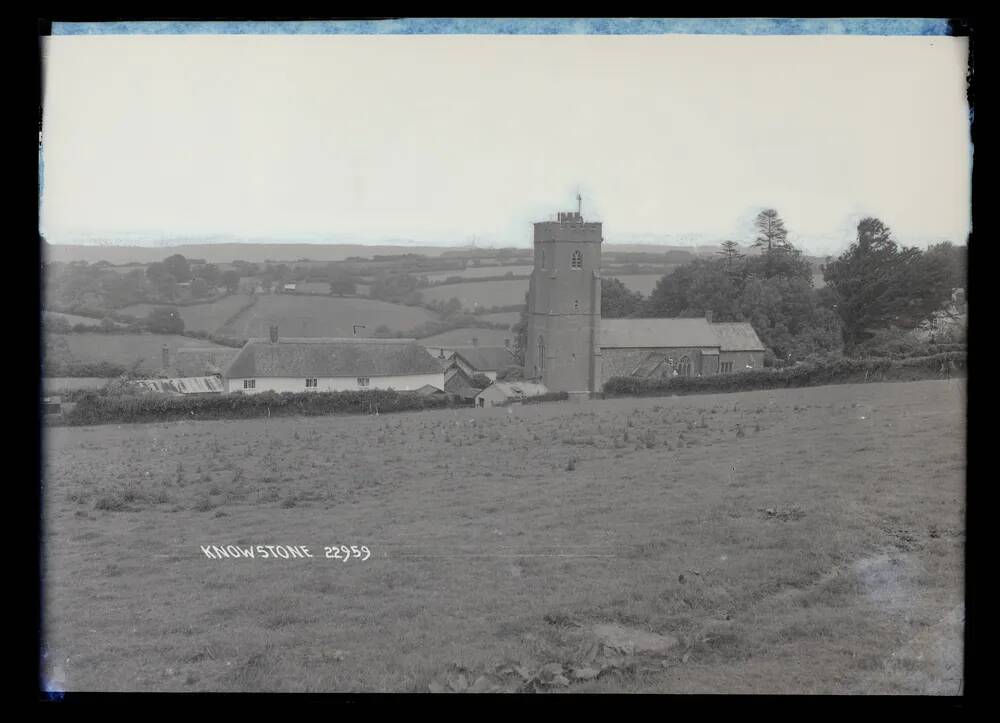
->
[524, 204, 765, 397]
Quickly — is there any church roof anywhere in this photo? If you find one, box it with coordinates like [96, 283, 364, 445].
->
[710, 322, 766, 352]
[599, 318, 719, 348]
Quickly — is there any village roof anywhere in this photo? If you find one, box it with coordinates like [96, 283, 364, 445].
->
[600, 318, 719, 348]
[452, 347, 518, 372]
[225, 338, 443, 379]
[132, 376, 225, 394]
[477, 381, 549, 399]
[173, 347, 239, 377]
[444, 367, 480, 400]
[710, 322, 766, 352]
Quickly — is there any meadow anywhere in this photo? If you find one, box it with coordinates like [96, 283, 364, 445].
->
[119, 294, 254, 333]
[418, 266, 534, 283]
[42, 379, 964, 693]
[217, 296, 439, 339]
[420, 279, 529, 310]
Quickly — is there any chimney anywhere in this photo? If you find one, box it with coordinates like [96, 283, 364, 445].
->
[162, 344, 170, 369]
[705, 310, 714, 323]
[472, 337, 479, 347]
[269, 324, 279, 343]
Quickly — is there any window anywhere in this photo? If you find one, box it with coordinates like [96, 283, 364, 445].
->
[720, 361, 733, 374]
[537, 335, 545, 375]
[243, 379, 256, 390]
[357, 377, 370, 387]
[573, 299, 580, 311]
[677, 356, 692, 377]
[540, 249, 545, 269]
[571, 250, 583, 269]
[305, 378, 318, 388]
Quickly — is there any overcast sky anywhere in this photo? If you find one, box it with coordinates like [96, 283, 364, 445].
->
[40, 33, 971, 255]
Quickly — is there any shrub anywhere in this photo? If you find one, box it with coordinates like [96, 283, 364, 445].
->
[603, 352, 966, 398]
[56, 388, 455, 427]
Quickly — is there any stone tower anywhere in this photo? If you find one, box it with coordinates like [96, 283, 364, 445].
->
[524, 207, 603, 395]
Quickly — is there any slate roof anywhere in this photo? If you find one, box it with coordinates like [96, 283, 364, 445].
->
[477, 381, 550, 400]
[225, 338, 443, 379]
[132, 376, 224, 394]
[599, 318, 765, 352]
[600, 318, 719, 348]
[452, 347, 518, 372]
[709, 322, 766, 352]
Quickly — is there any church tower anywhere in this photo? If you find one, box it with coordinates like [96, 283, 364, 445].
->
[524, 199, 603, 395]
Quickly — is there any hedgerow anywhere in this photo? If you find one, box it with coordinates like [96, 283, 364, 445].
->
[603, 352, 966, 397]
[56, 388, 455, 426]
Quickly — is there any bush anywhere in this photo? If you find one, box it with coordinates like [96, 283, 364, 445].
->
[56, 388, 455, 427]
[603, 352, 966, 398]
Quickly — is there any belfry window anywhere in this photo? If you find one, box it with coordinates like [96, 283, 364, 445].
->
[537, 335, 545, 374]
[571, 250, 583, 269]
[540, 249, 545, 269]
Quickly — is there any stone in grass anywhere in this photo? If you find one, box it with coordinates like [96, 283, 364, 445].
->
[592, 623, 680, 655]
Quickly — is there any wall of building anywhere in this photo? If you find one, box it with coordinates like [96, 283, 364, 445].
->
[718, 350, 765, 373]
[599, 347, 713, 389]
[225, 373, 444, 394]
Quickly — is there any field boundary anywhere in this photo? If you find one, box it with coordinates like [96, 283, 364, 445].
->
[603, 352, 966, 398]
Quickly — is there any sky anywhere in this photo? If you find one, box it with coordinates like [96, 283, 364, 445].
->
[40, 33, 971, 256]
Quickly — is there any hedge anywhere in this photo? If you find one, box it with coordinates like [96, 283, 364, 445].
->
[518, 391, 570, 405]
[603, 352, 966, 398]
[55, 388, 455, 426]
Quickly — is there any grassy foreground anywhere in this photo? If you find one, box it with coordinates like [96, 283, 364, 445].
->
[42, 379, 965, 693]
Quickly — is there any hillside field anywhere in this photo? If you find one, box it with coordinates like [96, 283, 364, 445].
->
[119, 295, 254, 333]
[420, 279, 529, 310]
[217, 295, 439, 339]
[42, 380, 964, 693]
[419, 266, 534, 283]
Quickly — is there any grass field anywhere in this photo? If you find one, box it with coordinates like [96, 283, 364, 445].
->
[119, 295, 253, 333]
[44, 311, 110, 328]
[420, 279, 529, 310]
[47, 333, 232, 373]
[475, 312, 522, 328]
[217, 295, 439, 339]
[419, 266, 534, 283]
[42, 379, 964, 693]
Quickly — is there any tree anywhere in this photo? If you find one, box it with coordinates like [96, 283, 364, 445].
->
[145, 307, 184, 334]
[752, 209, 792, 274]
[716, 241, 745, 274]
[470, 373, 492, 389]
[497, 365, 524, 382]
[190, 278, 210, 298]
[199, 263, 221, 286]
[327, 264, 357, 296]
[163, 254, 192, 283]
[601, 277, 644, 318]
[822, 217, 950, 351]
[222, 270, 241, 293]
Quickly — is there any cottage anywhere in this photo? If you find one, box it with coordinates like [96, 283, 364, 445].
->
[223, 328, 445, 394]
[475, 381, 550, 408]
[443, 366, 482, 403]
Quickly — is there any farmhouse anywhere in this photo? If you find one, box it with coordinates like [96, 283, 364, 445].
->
[224, 329, 445, 394]
[475, 381, 550, 408]
[451, 347, 518, 382]
[525, 206, 766, 395]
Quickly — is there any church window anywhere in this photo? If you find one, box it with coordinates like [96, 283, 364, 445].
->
[540, 249, 545, 268]
[571, 250, 583, 269]
[573, 299, 580, 311]
[537, 335, 545, 374]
